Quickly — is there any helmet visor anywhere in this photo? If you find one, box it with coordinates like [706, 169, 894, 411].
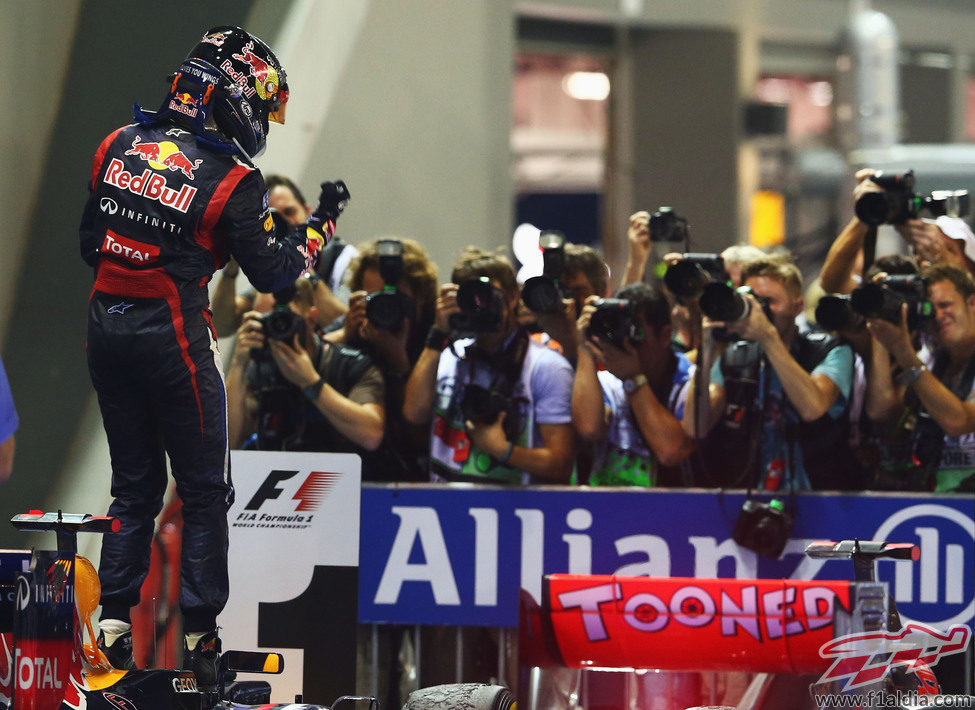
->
[269, 87, 289, 125]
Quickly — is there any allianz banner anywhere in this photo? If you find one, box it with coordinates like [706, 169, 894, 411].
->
[358, 486, 975, 629]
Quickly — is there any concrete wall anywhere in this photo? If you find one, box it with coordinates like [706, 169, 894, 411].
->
[255, 0, 515, 277]
[0, 2, 81, 346]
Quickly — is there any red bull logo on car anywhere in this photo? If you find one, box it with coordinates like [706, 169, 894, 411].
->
[124, 137, 202, 180]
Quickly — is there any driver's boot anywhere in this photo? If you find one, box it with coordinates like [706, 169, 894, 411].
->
[184, 630, 221, 692]
[96, 627, 137, 670]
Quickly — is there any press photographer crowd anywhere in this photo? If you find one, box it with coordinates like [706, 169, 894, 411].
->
[213, 166, 975, 534]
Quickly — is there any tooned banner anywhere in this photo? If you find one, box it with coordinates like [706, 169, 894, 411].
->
[357, 486, 975, 629]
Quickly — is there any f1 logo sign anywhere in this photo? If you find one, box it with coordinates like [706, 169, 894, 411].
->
[244, 469, 340, 513]
[245, 470, 298, 510]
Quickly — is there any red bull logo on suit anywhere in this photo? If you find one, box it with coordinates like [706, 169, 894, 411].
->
[124, 137, 202, 179]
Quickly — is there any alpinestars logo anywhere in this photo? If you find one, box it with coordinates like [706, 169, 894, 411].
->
[817, 622, 971, 691]
[234, 470, 341, 530]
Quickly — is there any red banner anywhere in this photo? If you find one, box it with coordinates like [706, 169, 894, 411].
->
[539, 575, 852, 674]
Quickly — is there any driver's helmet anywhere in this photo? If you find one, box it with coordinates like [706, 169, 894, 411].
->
[136, 26, 288, 159]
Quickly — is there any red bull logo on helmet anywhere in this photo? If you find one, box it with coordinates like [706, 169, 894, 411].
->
[124, 137, 202, 180]
[200, 31, 228, 47]
[168, 92, 199, 119]
[231, 40, 281, 102]
[220, 59, 256, 99]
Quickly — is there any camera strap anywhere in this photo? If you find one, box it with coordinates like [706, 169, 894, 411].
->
[741, 355, 771, 500]
[463, 327, 531, 389]
[462, 327, 531, 435]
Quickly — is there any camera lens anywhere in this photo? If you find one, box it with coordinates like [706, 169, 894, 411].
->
[850, 282, 906, 323]
[587, 299, 633, 348]
[699, 282, 749, 322]
[854, 192, 895, 226]
[664, 260, 711, 300]
[522, 276, 562, 313]
[452, 277, 505, 334]
[262, 308, 303, 341]
[366, 291, 408, 331]
[815, 294, 859, 331]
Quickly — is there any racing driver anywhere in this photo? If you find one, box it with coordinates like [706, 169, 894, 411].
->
[79, 26, 350, 689]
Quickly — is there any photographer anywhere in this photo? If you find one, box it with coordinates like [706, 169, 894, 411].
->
[521, 239, 610, 364]
[403, 247, 575, 484]
[324, 237, 438, 482]
[226, 276, 385, 455]
[822, 169, 975, 295]
[212, 174, 356, 335]
[866, 263, 975, 492]
[687, 257, 864, 490]
[572, 282, 696, 486]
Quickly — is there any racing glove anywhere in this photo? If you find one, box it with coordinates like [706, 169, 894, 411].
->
[304, 180, 350, 259]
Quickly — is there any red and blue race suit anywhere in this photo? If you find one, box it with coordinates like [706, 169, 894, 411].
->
[80, 122, 314, 632]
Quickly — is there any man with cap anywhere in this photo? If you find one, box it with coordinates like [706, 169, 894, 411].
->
[897, 214, 975, 275]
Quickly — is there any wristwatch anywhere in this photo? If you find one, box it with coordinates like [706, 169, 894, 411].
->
[623, 374, 649, 394]
[302, 377, 326, 402]
[895, 364, 928, 387]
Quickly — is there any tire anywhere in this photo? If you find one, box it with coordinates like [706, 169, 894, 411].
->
[402, 683, 516, 710]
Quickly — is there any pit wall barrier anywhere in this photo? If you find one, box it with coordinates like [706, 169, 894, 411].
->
[216, 453, 974, 702]
[356, 484, 974, 699]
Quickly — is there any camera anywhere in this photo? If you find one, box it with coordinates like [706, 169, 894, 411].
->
[699, 283, 771, 324]
[732, 498, 793, 559]
[649, 207, 690, 243]
[460, 384, 514, 425]
[449, 276, 508, 336]
[850, 274, 933, 330]
[364, 239, 413, 332]
[248, 286, 306, 391]
[854, 169, 971, 225]
[586, 298, 644, 349]
[664, 253, 725, 300]
[259, 285, 305, 344]
[521, 231, 568, 313]
[815, 293, 863, 332]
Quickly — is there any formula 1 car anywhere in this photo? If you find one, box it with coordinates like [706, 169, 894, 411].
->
[0, 510, 514, 710]
[519, 539, 975, 709]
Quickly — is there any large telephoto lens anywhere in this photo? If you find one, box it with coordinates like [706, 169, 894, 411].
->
[700, 282, 749, 322]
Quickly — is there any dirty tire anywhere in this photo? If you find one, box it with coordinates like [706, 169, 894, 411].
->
[402, 683, 515, 710]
